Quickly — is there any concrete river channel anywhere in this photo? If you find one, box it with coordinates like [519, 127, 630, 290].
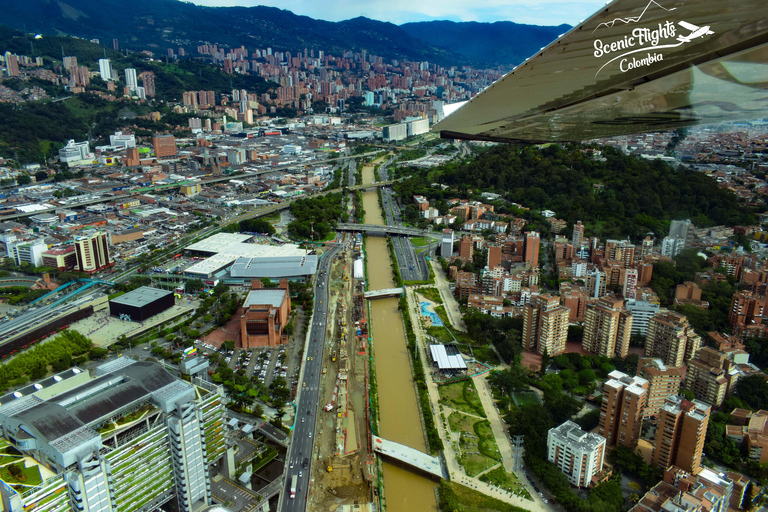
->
[361, 163, 438, 511]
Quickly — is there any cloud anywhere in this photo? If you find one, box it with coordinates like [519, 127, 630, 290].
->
[188, 0, 604, 26]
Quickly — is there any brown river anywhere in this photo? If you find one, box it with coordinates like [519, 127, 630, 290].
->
[362, 164, 437, 511]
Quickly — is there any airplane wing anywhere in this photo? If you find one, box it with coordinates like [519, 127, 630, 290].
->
[433, 0, 768, 143]
[678, 20, 700, 31]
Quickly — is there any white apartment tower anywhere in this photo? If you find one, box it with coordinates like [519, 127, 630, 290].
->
[547, 421, 605, 487]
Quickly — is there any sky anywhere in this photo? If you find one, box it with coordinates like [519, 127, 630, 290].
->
[185, 0, 607, 27]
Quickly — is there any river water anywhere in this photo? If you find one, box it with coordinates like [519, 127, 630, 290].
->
[362, 164, 437, 511]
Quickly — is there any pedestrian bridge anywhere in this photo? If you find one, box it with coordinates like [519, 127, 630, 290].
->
[371, 435, 447, 479]
[363, 287, 405, 300]
[336, 223, 438, 238]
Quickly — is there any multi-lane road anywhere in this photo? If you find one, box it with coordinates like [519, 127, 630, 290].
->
[281, 242, 341, 512]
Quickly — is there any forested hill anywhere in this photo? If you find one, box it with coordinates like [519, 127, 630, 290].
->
[437, 144, 755, 238]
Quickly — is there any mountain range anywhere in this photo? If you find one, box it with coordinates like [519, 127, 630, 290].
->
[1, 0, 569, 67]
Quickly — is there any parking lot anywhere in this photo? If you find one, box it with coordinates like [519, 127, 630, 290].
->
[196, 341, 289, 388]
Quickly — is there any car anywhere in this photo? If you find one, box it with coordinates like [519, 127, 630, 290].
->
[299, 471, 303, 477]
[308, 433, 311, 438]
[307, 410, 311, 415]
[290, 462, 294, 468]
[303, 382, 306, 387]
[302, 418, 305, 423]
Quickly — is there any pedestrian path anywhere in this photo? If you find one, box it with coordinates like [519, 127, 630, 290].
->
[403, 287, 551, 512]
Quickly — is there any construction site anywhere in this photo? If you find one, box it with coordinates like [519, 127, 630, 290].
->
[306, 232, 377, 511]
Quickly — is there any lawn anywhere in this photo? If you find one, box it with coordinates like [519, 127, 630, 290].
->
[473, 346, 500, 366]
[427, 325, 456, 344]
[438, 481, 530, 512]
[416, 287, 443, 305]
[448, 411, 500, 477]
[411, 237, 432, 247]
[479, 466, 531, 500]
[439, 381, 486, 418]
[511, 391, 542, 407]
[0, 463, 42, 486]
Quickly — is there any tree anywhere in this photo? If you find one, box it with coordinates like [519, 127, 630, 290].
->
[186, 279, 204, 294]
[89, 347, 109, 359]
[34, 170, 48, 181]
[16, 174, 31, 185]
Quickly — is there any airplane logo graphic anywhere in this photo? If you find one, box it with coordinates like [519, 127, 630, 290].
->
[676, 20, 714, 42]
[593, 0, 676, 32]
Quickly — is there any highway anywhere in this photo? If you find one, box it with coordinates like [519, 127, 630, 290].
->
[281, 241, 342, 512]
[379, 185, 431, 282]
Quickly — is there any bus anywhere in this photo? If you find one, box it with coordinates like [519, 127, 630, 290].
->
[290, 475, 297, 499]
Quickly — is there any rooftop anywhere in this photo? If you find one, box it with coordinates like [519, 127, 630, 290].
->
[243, 289, 287, 309]
[549, 420, 605, 451]
[229, 255, 318, 278]
[109, 286, 174, 308]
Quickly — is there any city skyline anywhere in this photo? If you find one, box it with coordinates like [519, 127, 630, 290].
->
[187, 0, 605, 27]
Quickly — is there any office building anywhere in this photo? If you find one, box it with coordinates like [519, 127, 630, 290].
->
[98, 58, 112, 81]
[109, 131, 135, 149]
[524, 231, 540, 267]
[598, 370, 649, 449]
[125, 67, 138, 91]
[645, 311, 701, 367]
[153, 134, 177, 158]
[42, 246, 77, 270]
[522, 293, 569, 356]
[74, 231, 111, 273]
[547, 421, 605, 488]
[58, 139, 94, 166]
[382, 123, 407, 142]
[638, 358, 682, 418]
[441, 229, 454, 257]
[582, 295, 633, 358]
[1, 235, 47, 267]
[109, 287, 175, 322]
[651, 395, 710, 473]
[729, 291, 768, 338]
[0, 358, 225, 512]
[364, 91, 374, 106]
[239, 279, 291, 348]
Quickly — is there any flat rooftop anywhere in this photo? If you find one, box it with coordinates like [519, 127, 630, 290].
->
[110, 286, 174, 308]
[230, 255, 318, 278]
[243, 289, 287, 309]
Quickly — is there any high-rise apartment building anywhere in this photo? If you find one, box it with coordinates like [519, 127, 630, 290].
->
[74, 231, 111, 273]
[583, 296, 633, 358]
[625, 298, 660, 336]
[597, 370, 649, 449]
[4, 52, 19, 77]
[524, 231, 540, 267]
[98, 58, 112, 81]
[651, 395, 710, 473]
[441, 229, 454, 258]
[669, 219, 694, 249]
[140, 71, 155, 97]
[661, 236, 686, 257]
[623, 268, 638, 299]
[572, 220, 585, 247]
[522, 293, 570, 356]
[729, 291, 768, 338]
[547, 421, 605, 488]
[458, 235, 473, 261]
[684, 345, 748, 407]
[62, 55, 78, 70]
[487, 245, 502, 269]
[638, 358, 682, 418]
[0, 358, 225, 512]
[124, 67, 138, 91]
[153, 134, 177, 158]
[645, 311, 701, 367]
